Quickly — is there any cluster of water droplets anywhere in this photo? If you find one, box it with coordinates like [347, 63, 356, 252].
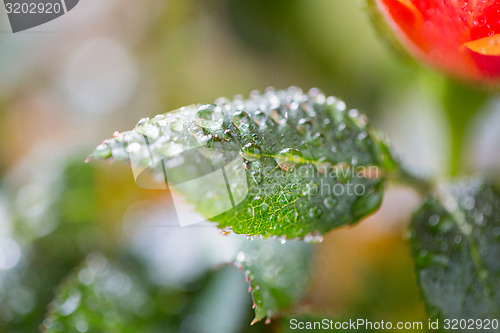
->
[196, 87, 380, 239]
[91, 86, 388, 240]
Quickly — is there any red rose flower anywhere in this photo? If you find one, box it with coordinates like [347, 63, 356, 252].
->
[371, 0, 500, 82]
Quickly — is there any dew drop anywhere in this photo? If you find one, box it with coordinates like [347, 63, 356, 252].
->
[324, 197, 336, 209]
[304, 182, 319, 197]
[297, 118, 312, 136]
[169, 117, 184, 132]
[428, 214, 440, 227]
[219, 227, 231, 236]
[94, 144, 112, 159]
[195, 104, 224, 130]
[276, 148, 303, 171]
[309, 207, 323, 218]
[304, 231, 324, 243]
[309, 133, 325, 147]
[136, 123, 160, 139]
[241, 143, 261, 161]
[270, 108, 286, 125]
[336, 100, 346, 111]
[253, 172, 264, 184]
[254, 111, 267, 127]
[357, 132, 368, 142]
[232, 111, 251, 131]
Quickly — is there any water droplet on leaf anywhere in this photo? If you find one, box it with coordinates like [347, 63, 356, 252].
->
[241, 143, 261, 161]
[232, 111, 251, 131]
[195, 104, 224, 130]
[276, 148, 303, 171]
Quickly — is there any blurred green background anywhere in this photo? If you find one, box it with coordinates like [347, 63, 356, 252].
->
[0, 0, 499, 332]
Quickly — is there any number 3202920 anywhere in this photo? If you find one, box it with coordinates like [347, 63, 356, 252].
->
[5, 2, 62, 14]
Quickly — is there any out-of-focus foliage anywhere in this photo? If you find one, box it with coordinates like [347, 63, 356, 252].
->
[42, 255, 260, 333]
[411, 178, 500, 324]
[0, 162, 104, 333]
[234, 239, 313, 324]
[44, 240, 314, 331]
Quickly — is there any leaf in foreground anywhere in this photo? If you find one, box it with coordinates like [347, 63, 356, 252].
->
[43, 240, 314, 330]
[89, 87, 397, 238]
[233, 238, 314, 324]
[411, 177, 500, 324]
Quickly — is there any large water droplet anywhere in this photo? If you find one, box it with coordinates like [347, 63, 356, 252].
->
[170, 117, 184, 132]
[308, 87, 326, 105]
[324, 197, 336, 209]
[276, 148, 303, 171]
[348, 109, 368, 128]
[232, 111, 251, 131]
[94, 144, 112, 159]
[195, 104, 224, 130]
[336, 100, 346, 111]
[335, 123, 347, 140]
[428, 214, 440, 227]
[297, 119, 312, 136]
[270, 108, 286, 125]
[152, 114, 167, 127]
[136, 123, 160, 139]
[254, 111, 267, 127]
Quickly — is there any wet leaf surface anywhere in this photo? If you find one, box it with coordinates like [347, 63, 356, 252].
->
[90, 87, 397, 238]
[411, 177, 500, 326]
[233, 238, 314, 324]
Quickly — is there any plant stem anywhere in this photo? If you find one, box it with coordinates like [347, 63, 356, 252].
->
[440, 80, 488, 176]
[393, 166, 434, 196]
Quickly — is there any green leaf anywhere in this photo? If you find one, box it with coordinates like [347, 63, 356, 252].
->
[89, 87, 396, 238]
[43, 254, 150, 333]
[42, 253, 226, 333]
[42, 242, 314, 330]
[410, 177, 500, 322]
[233, 238, 314, 324]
